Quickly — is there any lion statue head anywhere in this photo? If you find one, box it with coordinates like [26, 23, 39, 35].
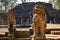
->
[33, 3, 45, 15]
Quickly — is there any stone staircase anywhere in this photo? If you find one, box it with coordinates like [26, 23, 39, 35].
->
[15, 28, 60, 40]
[15, 28, 31, 40]
[1, 24, 60, 40]
[15, 24, 60, 40]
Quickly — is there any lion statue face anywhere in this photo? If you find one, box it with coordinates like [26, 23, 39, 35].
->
[33, 4, 45, 15]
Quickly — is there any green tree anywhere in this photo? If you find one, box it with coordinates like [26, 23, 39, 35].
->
[55, 0, 60, 10]
[0, 0, 17, 13]
[49, 0, 60, 10]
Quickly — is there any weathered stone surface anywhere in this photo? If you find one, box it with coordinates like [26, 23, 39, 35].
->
[51, 31, 60, 35]
[15, 38, 31, 40]
[31, 35, 46, 40]
[8, 34, 15, 40]
[0, 37, 8, 40]
[15, 31, 30, 38]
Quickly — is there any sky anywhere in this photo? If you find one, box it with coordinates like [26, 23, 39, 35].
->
[30, 0, 49, 3]
[17, 0, 49, 4]
[39, 0, 49, 3]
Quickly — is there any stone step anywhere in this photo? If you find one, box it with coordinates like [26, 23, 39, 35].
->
[30, 25, 60, 35]
[51, 31, 60, 35]
[15, 38, 31, 40]
[0, 37, 8, 40]
[46, 34, 60, 40]
[5, 28, 30, 38]
[15, 30, 30, 38]
[1, 34, 60, 40]
[5, 31, 30, 38]
[31, 34, 60, 40]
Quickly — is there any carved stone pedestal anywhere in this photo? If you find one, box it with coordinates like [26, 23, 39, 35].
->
[8, 34, 15, 40]
[32, 35, 46, 40]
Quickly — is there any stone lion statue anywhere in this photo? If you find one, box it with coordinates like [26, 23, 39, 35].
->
[32, 3, 46, 40]
[8, 10, 16, 34]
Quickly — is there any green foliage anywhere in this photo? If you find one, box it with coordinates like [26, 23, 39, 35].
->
[0, 10, 5, 13]
[49, 0, 60, 10]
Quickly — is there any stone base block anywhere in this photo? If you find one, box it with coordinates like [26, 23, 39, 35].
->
[15, 38, 31, 40]
[8, 34, 15, 40]
[31, 35, 46, 40]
